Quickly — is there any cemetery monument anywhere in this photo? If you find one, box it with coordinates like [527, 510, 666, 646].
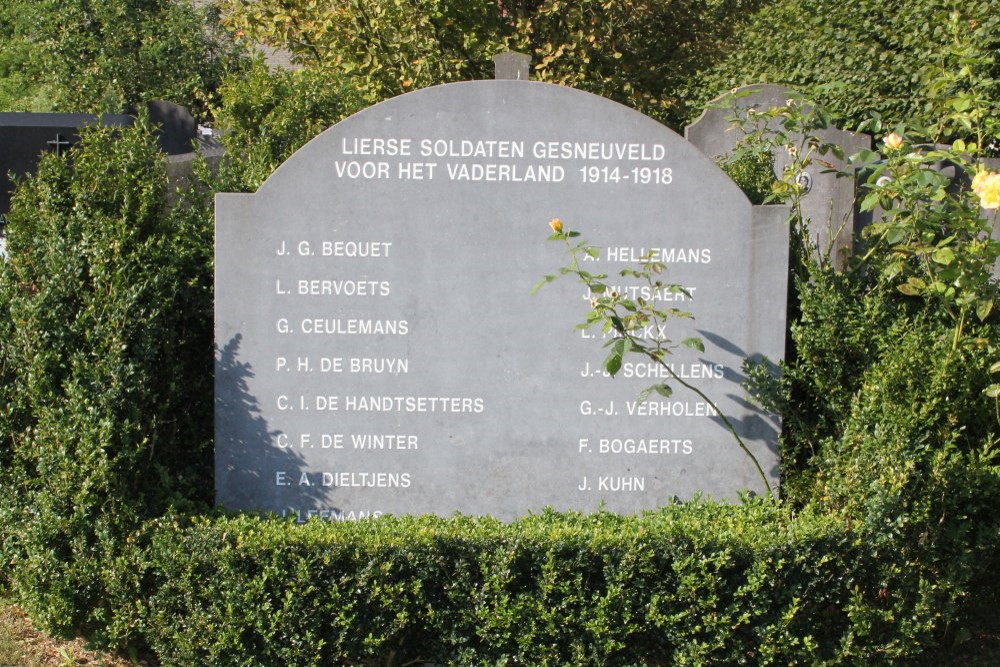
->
[215, 78, 789, 521]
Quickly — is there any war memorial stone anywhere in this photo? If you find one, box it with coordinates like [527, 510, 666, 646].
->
[215, 80, 789, 521]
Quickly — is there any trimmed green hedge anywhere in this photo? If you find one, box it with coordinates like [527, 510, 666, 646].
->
[103, 504, 918, 666]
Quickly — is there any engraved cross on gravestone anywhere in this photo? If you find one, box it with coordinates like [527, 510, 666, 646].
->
[46, 133, 72, 156]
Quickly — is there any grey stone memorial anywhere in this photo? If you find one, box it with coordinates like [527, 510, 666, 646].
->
[215, 80, 788, 521]
[686, 85, 869, 270]
[493, 51, 531, 81]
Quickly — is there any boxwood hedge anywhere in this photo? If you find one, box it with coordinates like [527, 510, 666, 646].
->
[0, 88, 997, 665]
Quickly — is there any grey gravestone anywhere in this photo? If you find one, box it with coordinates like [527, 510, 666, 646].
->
[216, 80, 788, 521]
[686, 85, 869, 269]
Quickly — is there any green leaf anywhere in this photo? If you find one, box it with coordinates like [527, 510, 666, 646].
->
[604, 351, 622, 377]
[681, 337, 705, 352]
[990, 361, 1000, 374]
[860, 191, 882, 213]
[885, 227, 905, 245]
[653, 383, 673, 398]
[614, 337, 632, 357]
[530, 275, 556, 294]
[977, 299, 993, 322]
[951, 97, 972, 112]
[855, 148, 879, 164]
[931, 247, 955, 265]
[984, 384, 1000, 398]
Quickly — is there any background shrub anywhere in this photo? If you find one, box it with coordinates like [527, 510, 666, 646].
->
[210, 59, 365, 193]
[218, 0, 769, 129]
[0, 120, 215, 635]
[695, 0, 1000, 134]
[772, 271, 1000, 655]
[0, 0, 244, 116]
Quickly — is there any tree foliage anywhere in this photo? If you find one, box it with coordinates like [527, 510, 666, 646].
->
[0, 0, 244, 115]
[219, 0, 766, 128]
[696, 0, 1000, 133]
[221, 0, 510, 97]
[511, 0, 762, 128]
[211, 58, 365, 193]
[0, 2, 55, 112]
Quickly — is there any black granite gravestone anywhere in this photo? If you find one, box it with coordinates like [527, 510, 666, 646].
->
[146, 100, 197, 156]
[0, 112, 135, 218]
[0, 102, 205, 256]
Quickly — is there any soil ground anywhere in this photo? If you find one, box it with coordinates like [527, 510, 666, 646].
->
[0, 601, 156, 667]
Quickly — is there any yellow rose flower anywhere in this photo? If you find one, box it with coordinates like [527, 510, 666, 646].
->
[977, 172, 1000, 209]
[972, 168, 992, 195]
[883, 132, 904, 151]
[548, 218, 563, 233]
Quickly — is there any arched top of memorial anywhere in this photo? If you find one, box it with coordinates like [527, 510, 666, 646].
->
[251, 79, 746, 204]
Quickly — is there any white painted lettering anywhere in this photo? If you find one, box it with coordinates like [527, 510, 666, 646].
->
[597, 476, 645, 491]
[320, 241, 392, 257]
[333, 161, 390, 179]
